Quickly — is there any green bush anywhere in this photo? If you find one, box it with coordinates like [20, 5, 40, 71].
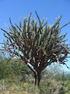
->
[0, 58, 31, 81]
[0, 60, 12, 79]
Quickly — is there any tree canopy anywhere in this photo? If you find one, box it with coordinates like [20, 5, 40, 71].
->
[1, 12, 70, 86]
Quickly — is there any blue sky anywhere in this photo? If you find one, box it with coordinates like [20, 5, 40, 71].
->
[0, 0, 70, 72]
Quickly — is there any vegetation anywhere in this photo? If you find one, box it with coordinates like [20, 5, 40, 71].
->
[1, 13, 70, 86]
[0, 57, 70, 94]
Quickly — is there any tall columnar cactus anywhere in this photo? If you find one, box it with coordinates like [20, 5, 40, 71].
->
[1, 12, 70, 86]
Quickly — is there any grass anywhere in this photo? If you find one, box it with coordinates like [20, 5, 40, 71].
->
[0, 78, 70, 94]
[0, 79, 40, 94]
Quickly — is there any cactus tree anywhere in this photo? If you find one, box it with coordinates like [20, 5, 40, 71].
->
[1, 13, 70, 86]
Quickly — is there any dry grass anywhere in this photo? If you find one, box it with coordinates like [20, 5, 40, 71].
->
[0, 80, 39, 94]
[0, 78, 70, 94]
[0, 90, 30, 94]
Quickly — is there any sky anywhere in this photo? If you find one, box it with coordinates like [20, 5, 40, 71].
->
[0, 0, 70, 72]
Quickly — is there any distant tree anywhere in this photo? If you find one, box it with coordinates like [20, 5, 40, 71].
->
[1, 12, 70, 86]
